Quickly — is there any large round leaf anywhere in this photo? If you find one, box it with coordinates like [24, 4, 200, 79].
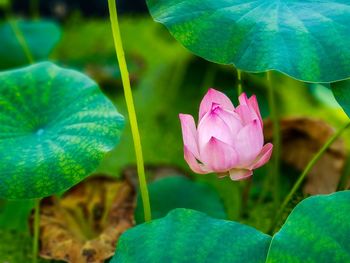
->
[0, 20, 61, 69]
[146, 0, 350, 82]
[266, 191, 350, 262]
[135, 176, 227, 223]
[112, 209, 271, 263]
[0, 62, 124, 199]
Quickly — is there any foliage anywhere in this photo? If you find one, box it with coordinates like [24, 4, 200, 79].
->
[332, 81, 350, 119]
[0, 20, 61, 69]
[113, 209, 271, 263]
[146, 0, 350, 83]
[0, 62, 124, 199]
[112, 191, 350, 263]
[135, 176, 226, 223]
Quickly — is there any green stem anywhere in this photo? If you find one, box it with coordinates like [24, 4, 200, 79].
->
[237, 68, 243, 96]
[201, 64, 217, 93]
[269, 121, 350, 234]
[32, 199, 40, 263]
[267, 71, 281, 208]
[337, 155, 350, 191]
[4, 8, 38, 262]
[240, 177, 252, 218]
[8, 13, 38, 262]
[108, 0, 151, 222]
[30, 0, 40, 19]
[8, 19, 34, 64]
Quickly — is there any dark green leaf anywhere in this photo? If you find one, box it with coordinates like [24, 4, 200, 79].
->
[113, 209, 271, 263]
[0, 62, 124, 199]
[146, 0, 350, 82]
[266, 191, 350, 262]
[0, 20, 61, 69]
[331, 80, 350, 118]
[135, 176, 227, 223]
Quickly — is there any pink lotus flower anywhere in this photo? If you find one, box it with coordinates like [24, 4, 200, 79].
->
[179, 88, 273, 180]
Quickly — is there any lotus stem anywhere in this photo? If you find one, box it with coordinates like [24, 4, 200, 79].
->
[8, 16, 39, 262]
[108, 0, 151, 222]
[266, 71, 281, 208]
[30, 0, 40, 19]
[32, 199, 40, 263]
[237, 68, 243, 96]
[269, 121, 350, 234]
[201, 64, 217, 93]
[8, 19, 35, 64]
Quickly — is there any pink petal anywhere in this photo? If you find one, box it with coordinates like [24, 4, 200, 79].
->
[179, 114, 199, 158]
[229, 169, 253, 181]
[199, 88, 235, 120]
[248, 95, 263, 128]
[197, 108, 234, 148]
[250, 143, 273, 169]
[214, 106, 243, 136]
[237, 93, 263, 127]
[238, 92, 249, 105]
[184, 146, 208, 174]
[201, 137, 238, 173]
[234, 120, 264, 166]
[235, 104, 256, 125]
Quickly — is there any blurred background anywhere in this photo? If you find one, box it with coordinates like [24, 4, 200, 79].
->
[1, 0, 350, 262]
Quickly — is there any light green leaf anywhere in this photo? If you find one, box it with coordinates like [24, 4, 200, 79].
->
[146, 0, 350, 82]
[0, 20, 61, 69]
[113, 209, 271, 263]
[0, 62, 124, 199]
[135, 176, 227, 223]
[266, 191, 350, 262]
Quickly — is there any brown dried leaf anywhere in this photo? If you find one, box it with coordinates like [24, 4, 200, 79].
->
[264, 117, 346, 195]
[39, 175, 135, 263]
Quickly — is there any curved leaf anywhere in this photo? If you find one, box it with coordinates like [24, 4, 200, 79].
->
[146, 0, 350, 82]
[266, 191, 350, 262]
[113, 209, 271, 263]
[0, 20, 61, 69]
[135, 176, 227, 223]
[331, 80, 350, 118]
[0, 62, 124, 199]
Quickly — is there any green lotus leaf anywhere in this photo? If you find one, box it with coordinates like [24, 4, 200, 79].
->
[331, 80, 350, 118]
[112, 209, 271, 263]
[135, 176, 227, 224]
[0, 62, 124, 199]
[0, 20, 61, 69]
[146, 0, 350, 82]
[113, 191, 350, 262]
[266, 191, 350, 262]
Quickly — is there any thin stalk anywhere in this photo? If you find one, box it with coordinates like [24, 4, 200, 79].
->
[30, 0, 40, 19]
[266, 71, 281, 208]
[8, 19, 34, 64]
[269, 121, 350, 234]
[237, 68, 243, 96]
[201, 64, 217, 93]
[7, 12, 38, 262]
[240, 177, 252, 218]
[108, 0, 151, 222]
[3, 3, 33, 64]
[337, 153, 350, 190]
[32, 199, 40, 263]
